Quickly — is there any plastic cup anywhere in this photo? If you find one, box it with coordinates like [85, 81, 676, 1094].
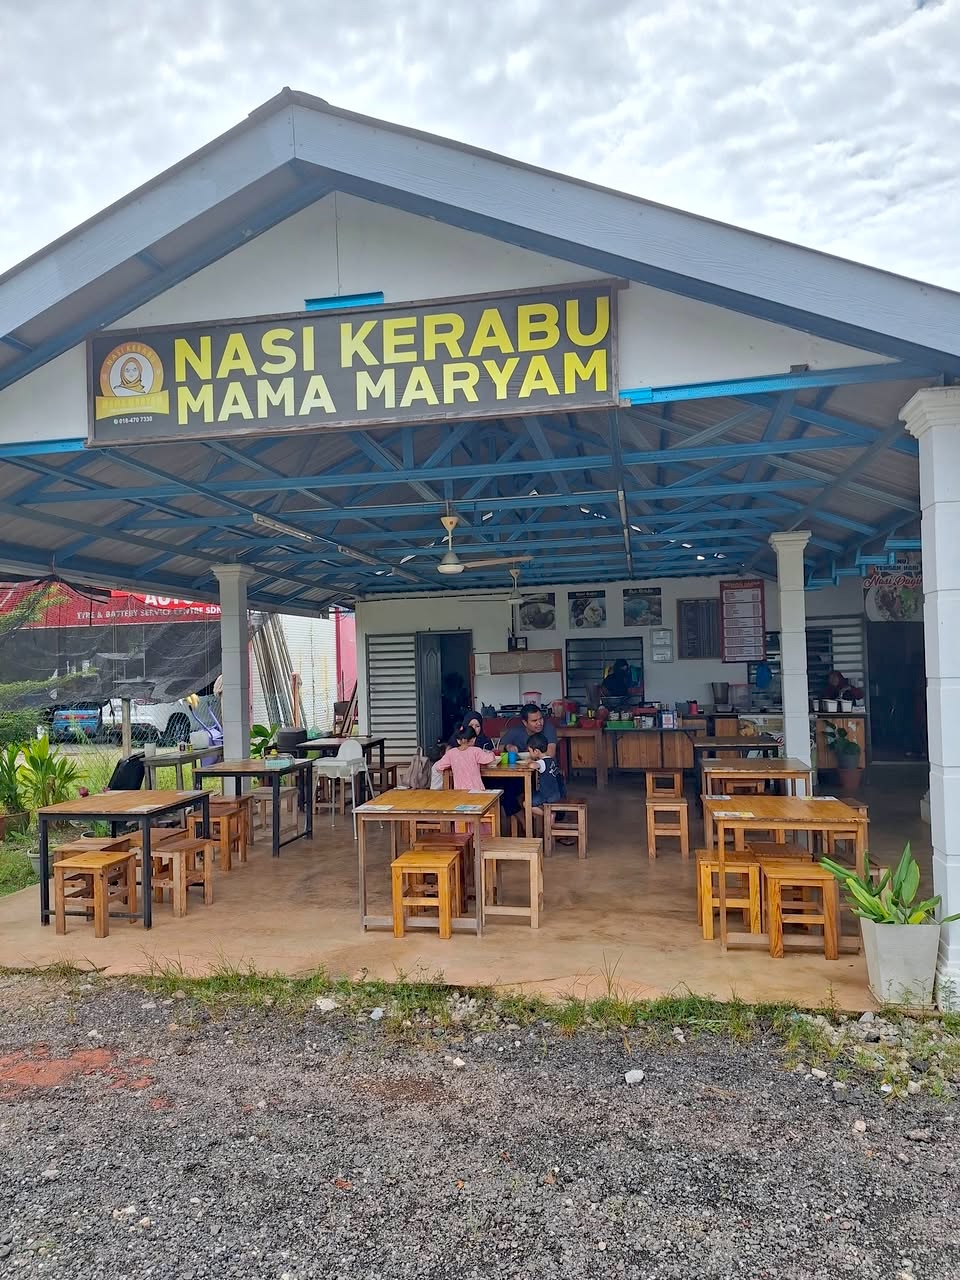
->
[507, 750, 518, 766]
[500, 752, 509, 766]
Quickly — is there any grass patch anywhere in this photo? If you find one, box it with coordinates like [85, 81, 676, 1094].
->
[0, 840, 37, 897]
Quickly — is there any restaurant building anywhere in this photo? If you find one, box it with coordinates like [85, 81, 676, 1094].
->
[0, 89, 958, 996]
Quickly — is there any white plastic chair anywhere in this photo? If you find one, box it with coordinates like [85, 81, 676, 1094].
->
[313, 740, 372, 837]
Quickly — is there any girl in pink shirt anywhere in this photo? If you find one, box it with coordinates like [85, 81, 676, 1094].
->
[433, 727, 497, 791]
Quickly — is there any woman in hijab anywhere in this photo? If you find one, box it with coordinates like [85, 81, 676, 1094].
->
[450, 710, 494, 750]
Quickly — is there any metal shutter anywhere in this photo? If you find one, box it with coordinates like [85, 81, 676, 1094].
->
[366, 633, 418, 760]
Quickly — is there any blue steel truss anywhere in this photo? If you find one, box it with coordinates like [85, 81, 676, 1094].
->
[0, 370, 924, 608]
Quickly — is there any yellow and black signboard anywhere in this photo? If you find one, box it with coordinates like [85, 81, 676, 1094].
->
[86, 280, 620, 446]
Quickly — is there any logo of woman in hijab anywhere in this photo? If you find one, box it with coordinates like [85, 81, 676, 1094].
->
[99, 341, 164, 398]
[94, 340, 169, 423]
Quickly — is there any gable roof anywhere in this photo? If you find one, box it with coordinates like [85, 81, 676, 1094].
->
[2, 86, 960, 396]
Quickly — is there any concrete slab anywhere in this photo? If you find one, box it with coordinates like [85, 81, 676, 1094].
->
[0, 766, 931, 1010]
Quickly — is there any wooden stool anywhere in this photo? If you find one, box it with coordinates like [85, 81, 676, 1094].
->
[480, 837, 543, 929]
[696, 850, 761, 939]
[391, 850, 461, 939]
[189, 807, 241, 872]
[825, 801, 869, 860]
[542, 800, 588, 858]
[51, 835, 132, 864]
[209, 797, 250, 862]
[212, 792, 255, 858]
[413, 831, 475, 903]
[645, 769, 682, 799]
[367, 762, 399, 794]
[251, 785, 298, 834]
[646, 799, 689, 859]
[54, 851, 138, 938]
[745, 841, 813, 861]
[761, 861, 841, 959]
[150, 837, 215, 917]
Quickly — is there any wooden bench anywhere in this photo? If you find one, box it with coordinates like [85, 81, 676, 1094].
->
[366, 762, 400, 794]
[54, 850, 138, 938]
[480, 837, 543, 928]
[645, 799, 689, 860]
[51, 835, 132, 864]
[391, 850, 461, 939]
[542, 799, 587, 858]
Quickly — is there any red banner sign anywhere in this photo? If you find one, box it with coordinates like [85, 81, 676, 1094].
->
[0, 582, 220, 628]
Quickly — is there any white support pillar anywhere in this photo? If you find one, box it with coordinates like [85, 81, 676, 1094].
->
[212, 565, 254, 763]
[769, 531, 812, 768]
[902, 387, 960, 1001]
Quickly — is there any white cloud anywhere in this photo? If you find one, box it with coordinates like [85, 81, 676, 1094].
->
[0, 0, 958, 289]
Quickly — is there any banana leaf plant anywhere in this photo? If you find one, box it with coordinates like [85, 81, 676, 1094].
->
[821, 842, 960, 925]
[249, 724, 278, 759]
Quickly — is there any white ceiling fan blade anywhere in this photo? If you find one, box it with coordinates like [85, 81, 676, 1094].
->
[461, 554, 534, 569]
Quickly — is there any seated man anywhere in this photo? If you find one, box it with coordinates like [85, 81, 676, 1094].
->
[501, 703, 557, 758]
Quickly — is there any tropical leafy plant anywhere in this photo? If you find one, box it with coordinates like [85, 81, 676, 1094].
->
[821, 843, 960, 926]
[823, 720, 861, 764]
[0, 711, 37, 747]
[0, 743, 25, 814]
[250, 723, 278, 758]
[18, 736, 80, 810]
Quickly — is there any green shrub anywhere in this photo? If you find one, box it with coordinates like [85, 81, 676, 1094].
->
[0, 711, 36, 747]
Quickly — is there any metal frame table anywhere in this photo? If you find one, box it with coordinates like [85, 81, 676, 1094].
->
[142, 746, 223, 790]
[193, 758, 314, 857]
[702, 794, 868, 952]
[37, 790, 210, 930]
[355, 788, 503, 935]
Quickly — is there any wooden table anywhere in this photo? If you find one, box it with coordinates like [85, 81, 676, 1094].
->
[193, 758, 314, 857]
[37, 790, 210, 930]
[702, 757, 814, 797]
[480, 761, 537, 836]
[692, 736, 781, 811]
[556, 725, 608, 789]
[702, 795, 868, 951]
[355, 788, 502, 935]
[142, 746, 223, 790]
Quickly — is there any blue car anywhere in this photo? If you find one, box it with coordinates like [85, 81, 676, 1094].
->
[51, 705, 103, 742]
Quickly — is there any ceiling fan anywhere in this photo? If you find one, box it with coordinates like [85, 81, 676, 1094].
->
[436, 513, 534, 576]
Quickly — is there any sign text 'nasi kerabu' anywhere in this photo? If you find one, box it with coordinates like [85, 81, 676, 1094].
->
[87, 282, 619, 446]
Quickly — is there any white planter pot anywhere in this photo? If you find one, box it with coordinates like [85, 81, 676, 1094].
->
[860, 917, 941, 1007]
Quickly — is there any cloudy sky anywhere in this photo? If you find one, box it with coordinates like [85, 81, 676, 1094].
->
[1, 0, 958, 287]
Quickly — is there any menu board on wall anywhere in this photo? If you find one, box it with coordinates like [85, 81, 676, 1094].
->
[720, 579, 766, 662]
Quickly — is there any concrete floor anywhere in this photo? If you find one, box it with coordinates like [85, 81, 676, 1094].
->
[0, 765, 931, 1010]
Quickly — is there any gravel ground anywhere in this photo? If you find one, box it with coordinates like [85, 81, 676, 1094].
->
[0, 976, 958, 1279]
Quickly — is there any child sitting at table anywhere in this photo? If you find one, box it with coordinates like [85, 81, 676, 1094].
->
[433, 726, 498, 792]
[527, 732, 566, 813]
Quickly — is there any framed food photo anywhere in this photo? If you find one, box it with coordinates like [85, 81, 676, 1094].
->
[623, 587, 662, 628]
[517, 592, 556, 632]
[569, 590, 606, 629]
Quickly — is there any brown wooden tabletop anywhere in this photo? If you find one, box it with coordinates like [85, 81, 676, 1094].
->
[38, 790, 205, 817]
[356, 788, 502, 815]
[702, 757, 810, 775]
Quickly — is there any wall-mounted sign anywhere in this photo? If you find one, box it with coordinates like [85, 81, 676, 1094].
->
[863, 554, 923, 622]
[86, 280, 621, 446]
[569, 590, 606, 629]
[720, 579, 766, 662]
[517, 592, 557, 631]
[623, 587, 662, 627]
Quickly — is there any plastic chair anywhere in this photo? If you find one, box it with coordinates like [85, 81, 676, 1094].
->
[313, 740, 372, 837]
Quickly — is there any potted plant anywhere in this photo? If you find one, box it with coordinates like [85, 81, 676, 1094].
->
[0, 743, 29, 839]
[821, 843, 960, 1006]
[250, 723, 278, 758]
[823, 720, 863, 793]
